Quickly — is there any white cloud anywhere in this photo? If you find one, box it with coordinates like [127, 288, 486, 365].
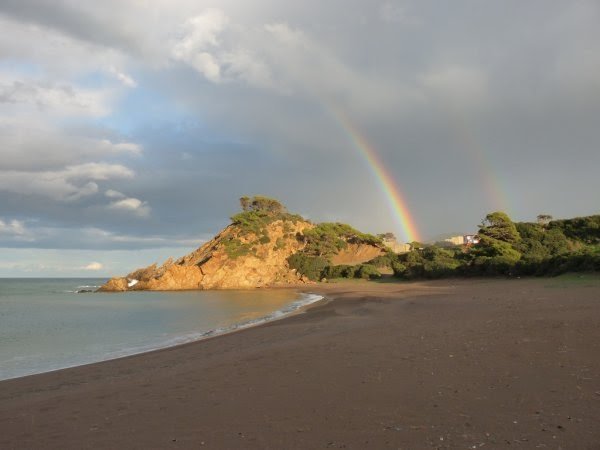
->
[108, 66, 137, 87]
[169, 13, 412, 111]
[99, 139, 142, 155]
[108, 197, 151, 217]
[171, 9, 229, 82]
[263, 23, 308, 47]
[61, 162, 134, 181]
[0, 163, 134, 201]
[105, 189, 126, 199]
[0, 118, 142, 170]
[82, 261, 103, 270]
[0, 218, 26, 235]
[80, 227, 205, 248]
[0, 75, 112, 117]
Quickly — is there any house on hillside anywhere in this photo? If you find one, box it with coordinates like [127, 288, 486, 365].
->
[379, 233, 411, 254]
[444, 235, 465, 246]
[444, 234, 480, 246]
[464, 234, 480, 245]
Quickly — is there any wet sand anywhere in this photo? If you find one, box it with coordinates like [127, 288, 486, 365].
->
[1, 277, 600, 449]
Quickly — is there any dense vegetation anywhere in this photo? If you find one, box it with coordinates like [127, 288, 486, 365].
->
[287, 222, 384, 280]
[227, 196, 599, 280]
[290, 212, 600, 281]
[225, 196, 304, 259]
[229, 197, 385, 275]
[300, 222, 382, 257]
[231, 196, 303, 235]
[387, 212, 600, 279]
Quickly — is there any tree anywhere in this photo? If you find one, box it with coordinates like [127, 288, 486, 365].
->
[239, 196, 250, 211]
[249, 196, 285, 213]
[469, 212, 522, 274]
[479, 211, 520, 244]
[537, 214, 553, 227]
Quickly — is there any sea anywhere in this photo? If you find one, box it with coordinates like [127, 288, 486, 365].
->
[0, 278, 322, 381]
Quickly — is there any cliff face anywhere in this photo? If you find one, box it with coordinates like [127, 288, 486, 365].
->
[99, 218, 313, 292]
[330, 243, 384, 266]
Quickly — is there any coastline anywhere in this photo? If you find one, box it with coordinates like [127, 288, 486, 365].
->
[2, 277, 600, 449]
[0, 289, 325, 383]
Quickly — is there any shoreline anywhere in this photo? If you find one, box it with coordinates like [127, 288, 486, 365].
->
[2, 277, 600, 449]
[0, 289, 326, 383]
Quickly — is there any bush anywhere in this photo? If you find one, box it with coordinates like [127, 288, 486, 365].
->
[549, 215, 600, 244]
[356, 264, 381, 279]
[302, 222, 382, 257]
[391, 261, 407, 277]
[223, 238, 253, 259]
[368, 252, 398, 269]
[287, 254, 328, 281]
[274, 237, 286, 250]
[322, 264, 357, 279]
[231, 210, 272, 235]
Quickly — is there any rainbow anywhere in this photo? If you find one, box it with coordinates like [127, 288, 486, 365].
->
[327, 106, 420, 243]
[447, 109, 510, 214]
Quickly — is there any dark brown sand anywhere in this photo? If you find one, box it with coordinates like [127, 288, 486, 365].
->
[1, 277, 600, 449]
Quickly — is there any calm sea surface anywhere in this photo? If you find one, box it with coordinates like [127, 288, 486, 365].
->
[0, 278, 320, 381]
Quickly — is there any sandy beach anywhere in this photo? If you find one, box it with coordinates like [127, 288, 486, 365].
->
[1, 277, 600, 449]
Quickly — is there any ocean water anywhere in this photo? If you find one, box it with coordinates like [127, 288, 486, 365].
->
[0, 278, 321, 381]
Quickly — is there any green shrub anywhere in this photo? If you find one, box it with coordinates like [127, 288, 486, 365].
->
[301, 222, 382, 257]
[274, 237, 286, 250]
[223, 238, 253, 259]
[322, 264, 356, 279]
[356, 264, 381, 279]
[287, 254, 328, 281]
[368, 252, 398, 269]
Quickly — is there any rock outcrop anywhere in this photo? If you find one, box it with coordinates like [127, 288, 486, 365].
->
[98, 196, 391, 292]
[99, 218, 313, 292]
[330, 243, 384, 266]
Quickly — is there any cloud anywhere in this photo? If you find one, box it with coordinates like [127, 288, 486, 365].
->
[0, 0, 142, 54]
[0, 221, 207, 250]
[0, 218, 26, 235]
[171, 9, 229, 82]
[0, 163, 134, 201]
[99, 139, 142, 155]
[105, 189, 126, 199]
[0, 118, 143, 170]
[420, 65, 488, 108]
[108, 197, 151, 217]
[0, 0, 599, 264]
[0, 75, 112, 116]
[378, 2, 420, 25]
[169, 12, 415, 113]
[82, 261, 103, 270]
[108, 66, 137, 88]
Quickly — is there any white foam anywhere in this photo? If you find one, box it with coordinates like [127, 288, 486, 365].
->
[127, 279, 139, 287]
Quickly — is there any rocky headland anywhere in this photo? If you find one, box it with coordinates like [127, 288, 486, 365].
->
[98, 196, 388, 292]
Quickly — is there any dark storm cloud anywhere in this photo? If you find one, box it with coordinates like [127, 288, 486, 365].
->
[0, 0, 141, 52]
[0, 0, 599, 270]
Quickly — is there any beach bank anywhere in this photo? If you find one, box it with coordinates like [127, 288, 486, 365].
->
[1, 277, 600, 449]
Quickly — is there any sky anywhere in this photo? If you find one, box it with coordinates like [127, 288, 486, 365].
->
[0, 0, 599, 277]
